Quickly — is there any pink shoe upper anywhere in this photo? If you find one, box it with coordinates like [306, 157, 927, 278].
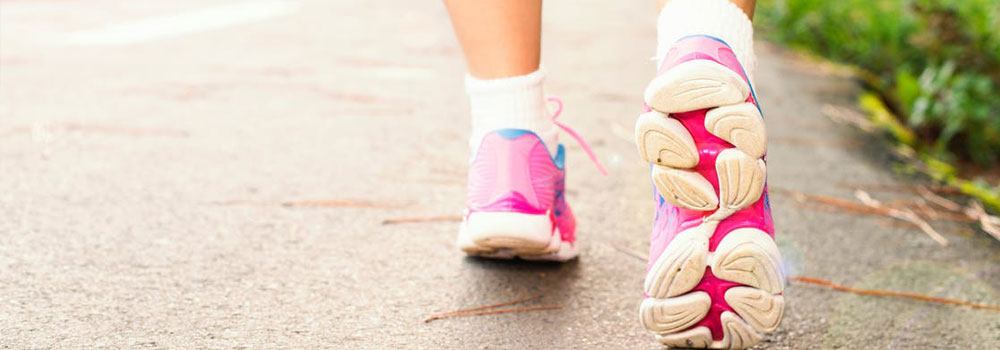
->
[465, 98, 605, 246]
[647, 35, 775, 341]
[466, 129, 576, 243]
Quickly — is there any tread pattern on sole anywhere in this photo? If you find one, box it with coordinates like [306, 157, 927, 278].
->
[705, 103, 767, 159]
[720, 311, 763, 349]
[640, 227, 782, 349]
[643, 226, 711, 298]
[709, 149, 766, 221]
[636, 111, 699, 168]
[651, 167, 719, 211]
[710, 228, 785, 294]
[725, 287, 785, 333]
[656, 326, 713, 348]
[639, 291, 712, 334]
[644, 60, 750, 113]
[637, 60, 782, 348]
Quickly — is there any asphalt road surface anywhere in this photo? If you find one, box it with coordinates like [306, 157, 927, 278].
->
[2, 0, 998, 349]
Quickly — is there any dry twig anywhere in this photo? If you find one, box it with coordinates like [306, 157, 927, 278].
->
[781, 186, 998, 240]
[854, 190, 949, 246]
[791, 276, 1000, 312]
[381, 215, 462, 225]
[773, 187, 950, 245]
[1, 123, 189, 137]
[773, 187, 892, 216]
[883, 197, 976, 223]
[423, 292, 560, 323]
[965, 201, 1000, 241]
[424, 305, 562, 323]
[837, 183, 962, 196]
[212, 199, 401, 209]
[916, 186, 962, 212]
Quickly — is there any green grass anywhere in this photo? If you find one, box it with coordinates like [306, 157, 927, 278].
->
[757, 0, 1000, 211]
[757, 0, 1000, 165]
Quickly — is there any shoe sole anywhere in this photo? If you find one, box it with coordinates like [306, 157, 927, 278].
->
[644, 60, 751, 114]
[457, 212, 578, 262]
[636, 59, 784, 349]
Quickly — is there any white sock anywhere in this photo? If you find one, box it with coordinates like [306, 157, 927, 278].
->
[656, 0, 756, 83]
[465, 69, 558, 155]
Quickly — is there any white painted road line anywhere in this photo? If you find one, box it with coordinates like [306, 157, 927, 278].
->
[63, 1, 300, 46]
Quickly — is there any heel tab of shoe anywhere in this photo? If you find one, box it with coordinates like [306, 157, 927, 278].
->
[675, 34, 732, 48]
[494, 128, 539, 140]
[478, 128, 564, 166]
[655, 0, 756, 82]
[553, 144, 565, 170]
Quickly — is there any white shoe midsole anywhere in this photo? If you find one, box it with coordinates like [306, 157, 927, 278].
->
[462, 212, 553, 250]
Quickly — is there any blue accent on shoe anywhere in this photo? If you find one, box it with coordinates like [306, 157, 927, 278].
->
[677, 34, 729, 46]
[489, 128, 565, 170]
[495, 128, 532, 139]
[553, 144, 565, 169]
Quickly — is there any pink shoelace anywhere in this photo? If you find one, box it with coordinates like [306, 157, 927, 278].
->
[547, 97, 608, 176]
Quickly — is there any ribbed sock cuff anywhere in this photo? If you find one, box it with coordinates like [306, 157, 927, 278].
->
[656, 0, 756, 82]
[465, 69, 557, 153]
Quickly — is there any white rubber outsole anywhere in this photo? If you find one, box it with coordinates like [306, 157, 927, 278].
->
[644, 60, 750, 114]
[636, 60, 784, 349]
[644, 228, 786, 350]
[457, 212, 578, 262]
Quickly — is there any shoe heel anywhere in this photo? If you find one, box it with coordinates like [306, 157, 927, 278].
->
[458, 212, 556, 257]
[644, 59, 750, 114]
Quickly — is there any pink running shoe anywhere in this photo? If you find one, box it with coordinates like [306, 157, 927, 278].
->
[634, 35, 785, 349]
[458, 98, 605, 262]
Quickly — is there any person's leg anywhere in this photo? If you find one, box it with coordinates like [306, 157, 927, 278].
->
[443, 0, 541, 79]
[443, 0, 554, 153]
[635, 0, 784, 349]
[446, 0, 598, 261]
[654, 0, 757, 81]
[657, 0, 756, 18]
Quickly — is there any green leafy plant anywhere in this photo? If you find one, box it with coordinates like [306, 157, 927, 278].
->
[757, 0, 1000, 165]
[757, 0, 1000, 211]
